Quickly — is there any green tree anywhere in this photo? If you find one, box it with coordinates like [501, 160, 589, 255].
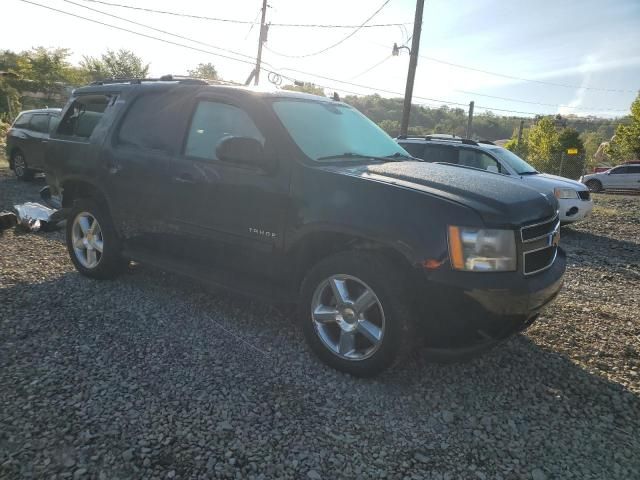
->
[378, 119, 401, 137]
[81, 49, 149, 81]
[608, 92, 640, 162]
[187, 62, 218, 80]
[282, 82, 325, 96]
[580, 131, 606, 169]
[526, 117, 560, 172]
[557, 127, 584, 154]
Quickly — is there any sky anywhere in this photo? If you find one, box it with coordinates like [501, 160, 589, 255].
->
[4, 0, 640, 117]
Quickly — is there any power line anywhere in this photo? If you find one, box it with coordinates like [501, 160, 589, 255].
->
[15, 0, 630, 121]
[455, 89, 630, 112]
[61, 0, 260, 64]
[74, 0, 411, 28]
[367, 40, 635, 94]
[264, 0, 393, 58]
[350, 55, 392, 80]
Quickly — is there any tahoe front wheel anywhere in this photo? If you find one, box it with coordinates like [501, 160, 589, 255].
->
[300, 252, 414, 377]
[66, 199, 127, 279]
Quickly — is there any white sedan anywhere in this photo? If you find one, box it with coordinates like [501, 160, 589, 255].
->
[580, 164, 640, 192]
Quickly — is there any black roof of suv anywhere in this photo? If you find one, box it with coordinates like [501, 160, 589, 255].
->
[43, 78, 565, 376]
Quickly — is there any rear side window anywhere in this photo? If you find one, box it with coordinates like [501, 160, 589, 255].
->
[626, 166, 640, 174]
[399, 142, 426, 159]
[117, 92, 194, 154]
[422, 145, 458, 164]
[458, 149, 501, 172]
[57, 95, 111, 138]
[29, 114, 50, 133]
[13, 113, 32, 128]
[184, 101, 264, 161]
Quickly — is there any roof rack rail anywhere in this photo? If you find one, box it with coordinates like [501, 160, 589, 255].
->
[89, 74, 209, 86]
[397, 134, 486, 146]
[477, 140, 496, 145]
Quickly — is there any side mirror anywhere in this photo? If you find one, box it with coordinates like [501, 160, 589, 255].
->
[216, 136, 265, 166]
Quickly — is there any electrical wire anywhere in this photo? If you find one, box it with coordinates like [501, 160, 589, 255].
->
[264, 0, 393, 58]
[15, 0, 632, 120]
[73, 0, 411, 28]
[349, 55, 393, 80]
[61, 0, 261, 65]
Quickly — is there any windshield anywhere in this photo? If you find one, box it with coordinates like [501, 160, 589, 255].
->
[490, 147, 538, 174]
[271, 99, 409, 161]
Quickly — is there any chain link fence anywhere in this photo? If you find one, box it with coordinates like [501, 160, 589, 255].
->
[516, 151, 587, 180]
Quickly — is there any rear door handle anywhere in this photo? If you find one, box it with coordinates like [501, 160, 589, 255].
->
[173, 173, 196, 184]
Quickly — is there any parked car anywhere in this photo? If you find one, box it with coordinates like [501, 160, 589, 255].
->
[580, 164, 640, 192]
[397, 135, 593, 224]
[5, 108, 61, 180]
[44, 78, 565, 376]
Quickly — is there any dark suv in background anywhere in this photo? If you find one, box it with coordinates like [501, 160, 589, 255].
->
[44, 78, 565, 376]
[6, 108, 61, 180]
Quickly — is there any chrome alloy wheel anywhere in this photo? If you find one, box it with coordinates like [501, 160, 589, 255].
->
[13, 154, 26, 177]
[311, 274, 385, 360]
[71, 212, 103, 269]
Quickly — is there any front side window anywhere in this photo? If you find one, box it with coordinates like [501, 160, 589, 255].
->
[13, 113, 32, 129]
[57, 95, 111, 138]
[610, 167, 627, 174]
[29, 114, 50, 133]
[184, 101, 264, 161]
[400, 142, 426, 159]
[489, 147, 537, 175]
[271, 99, 406, 161]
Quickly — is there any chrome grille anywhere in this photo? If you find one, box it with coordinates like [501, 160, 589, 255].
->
[521, 214, 560, 275]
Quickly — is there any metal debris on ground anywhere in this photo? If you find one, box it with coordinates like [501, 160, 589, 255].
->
[13, 202, 64, 232]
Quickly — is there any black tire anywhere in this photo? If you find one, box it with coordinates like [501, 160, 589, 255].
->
[585, 179, 602, 193]
[66, 198, 127, 279]
[12, 150, 34, 181]
[299, 251, 414, 377]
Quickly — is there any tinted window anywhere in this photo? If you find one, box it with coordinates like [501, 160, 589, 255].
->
[185, 101, 264, 161]
[58, 95, 110, 138]
[626, 166, 640, 174]
[117, 92, 194, 153]
[29, 114, 50, 133]
[458, 148, 501, 172]
[13, 113, 32, 128]
[422, 144, 458, 164]
[610, 167, 627, 174]
[399, 142, 426, 159]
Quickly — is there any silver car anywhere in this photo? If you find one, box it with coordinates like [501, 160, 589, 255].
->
[580, 164, 640, 192]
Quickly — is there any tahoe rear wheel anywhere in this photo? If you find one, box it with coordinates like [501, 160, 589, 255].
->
[300, 252, 413, 377]
[12, 151, 33, 181]
[586, 179, 602, 192]
[66, 199, 127, 279]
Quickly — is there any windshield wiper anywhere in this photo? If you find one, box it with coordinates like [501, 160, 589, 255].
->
[518, 171, 539, 175]
[316, 152, 404, 162]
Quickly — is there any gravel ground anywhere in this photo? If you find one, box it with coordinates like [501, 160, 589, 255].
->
[1, 157, 639, 480]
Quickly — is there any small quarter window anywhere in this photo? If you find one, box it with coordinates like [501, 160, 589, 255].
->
[13, 113, 32, 129]
[58, 95, 111, 138]
[184, 101, 264, 161]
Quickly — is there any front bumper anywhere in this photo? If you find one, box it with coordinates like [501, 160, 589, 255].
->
[417, 248, 566, 351]
[559, 198, 593, 223]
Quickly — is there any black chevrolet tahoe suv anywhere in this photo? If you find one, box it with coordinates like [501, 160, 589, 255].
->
[44, 78, 565, 376]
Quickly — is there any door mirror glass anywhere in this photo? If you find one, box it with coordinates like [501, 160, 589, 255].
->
[216, 136, 264, 165]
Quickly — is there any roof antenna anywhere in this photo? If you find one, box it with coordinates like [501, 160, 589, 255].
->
[332, 92, 340, 101]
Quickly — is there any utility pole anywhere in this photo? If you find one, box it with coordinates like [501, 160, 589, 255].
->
[254, 0, 268, 85]
[466, 101, 474, 139]
[400, 0, 425, 136]
[516, 119, 524, 149]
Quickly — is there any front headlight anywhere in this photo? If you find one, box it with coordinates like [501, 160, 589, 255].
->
[554, 187, 579, 199]
[448, 226, 517, 272]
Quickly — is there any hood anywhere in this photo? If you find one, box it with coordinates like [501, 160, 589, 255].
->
[323, 161, 558, 227]
[520, 172, 587, 191]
